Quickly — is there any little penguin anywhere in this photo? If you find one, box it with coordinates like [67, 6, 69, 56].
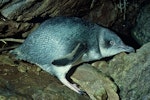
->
[10, 16, 134, 94]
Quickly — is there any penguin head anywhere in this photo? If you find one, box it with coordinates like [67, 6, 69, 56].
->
[98, 28, 135, 58]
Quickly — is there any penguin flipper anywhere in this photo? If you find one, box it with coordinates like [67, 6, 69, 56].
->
[52, 43, 87, 66]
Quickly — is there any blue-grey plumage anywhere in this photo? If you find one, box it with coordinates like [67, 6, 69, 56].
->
[10, 16, 134, 94]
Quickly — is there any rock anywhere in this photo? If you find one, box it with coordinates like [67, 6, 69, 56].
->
[72, 64, 119, 100]
[0, 54, 90, 100]
[95, 42, 150, 100]
[132, 3, 150, 45]
[84, 0, 118, 27]
[0, 20, 33, 38]
[1, 0, 92, 21]
[32, 83, 89, 100]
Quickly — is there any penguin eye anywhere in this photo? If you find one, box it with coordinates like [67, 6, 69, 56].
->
[109, 40, 115, 45]
[104, 40, 114, 48]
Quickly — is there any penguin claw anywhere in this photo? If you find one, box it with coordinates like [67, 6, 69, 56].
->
[71, 83, 88, 96]
[79, 90, 88, 96]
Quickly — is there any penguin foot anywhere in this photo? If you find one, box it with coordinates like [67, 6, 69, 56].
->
[79, 90, 88, 95]
[59, 77, 84, 94]
[72, 84, 88, 95]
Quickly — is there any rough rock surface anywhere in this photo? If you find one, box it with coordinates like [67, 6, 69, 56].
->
[84, 0, 118, 27]
[72, 64, 119, 100]
[0, 0, 92, 21]
[132, 3, 150, 45]
[93, 42, 150, 100]
[0, 19, 34, 38]
[0, 54, 90, 100]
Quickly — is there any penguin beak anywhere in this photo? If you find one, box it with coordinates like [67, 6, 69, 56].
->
[119, 45, 135, 53]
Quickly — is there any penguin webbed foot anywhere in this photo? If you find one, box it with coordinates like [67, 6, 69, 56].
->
[71, 83, 87, 95]
[58, 76, 87, 95]
[79, 90, 88, 96]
